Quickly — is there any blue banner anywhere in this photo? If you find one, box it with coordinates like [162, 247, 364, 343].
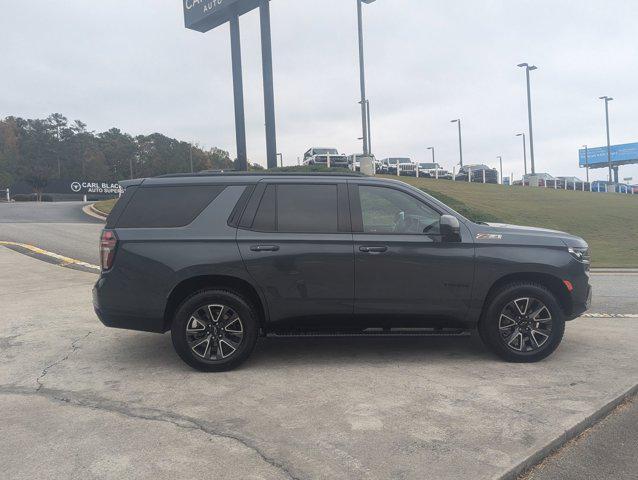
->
[579, 142, 638, 168]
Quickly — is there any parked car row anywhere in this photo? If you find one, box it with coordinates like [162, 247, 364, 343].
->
[302, 147, 500, 183]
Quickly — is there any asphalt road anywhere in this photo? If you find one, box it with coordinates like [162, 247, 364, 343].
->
[0, 202, 103, 264]
[523, 396, 638, 480]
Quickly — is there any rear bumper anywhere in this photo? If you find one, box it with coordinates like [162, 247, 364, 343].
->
[93, 278, 166, 333]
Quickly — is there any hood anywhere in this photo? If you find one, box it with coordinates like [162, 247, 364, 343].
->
[478, 222, 588, 248]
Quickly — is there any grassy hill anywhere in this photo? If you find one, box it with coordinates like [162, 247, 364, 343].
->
[388, 176, 638, 267]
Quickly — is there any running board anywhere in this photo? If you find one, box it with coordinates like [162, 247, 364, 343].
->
[266, 328, 471, 338]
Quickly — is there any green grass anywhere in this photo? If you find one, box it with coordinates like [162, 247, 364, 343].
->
[93, 198, 117, 215]
[385, 176, 638, 267]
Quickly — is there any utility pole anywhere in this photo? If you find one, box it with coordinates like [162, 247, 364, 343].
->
[451, 119, 463, 166]
[516, 133, 528, 175]
[497, 156, 503, 185]
[189, 142, 194, 174]
[427, 146, 435, 164]
[518, 63, 538, 174]
[357, 0, 376, 156]
[599, 96, 614, 183]
[582, 145, 589, 183]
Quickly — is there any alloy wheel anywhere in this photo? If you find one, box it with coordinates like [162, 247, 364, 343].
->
[498, 297, 553, 353]
[185, 304, 244, 361]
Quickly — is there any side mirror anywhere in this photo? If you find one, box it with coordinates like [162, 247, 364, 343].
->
[440, 215, 461, 241]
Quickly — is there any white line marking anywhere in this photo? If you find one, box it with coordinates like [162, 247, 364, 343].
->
[582, 313, 638, 318]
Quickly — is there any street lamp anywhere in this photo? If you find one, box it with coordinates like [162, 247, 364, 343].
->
[599, 96, 614, 182]
[516, 133, 528, 175]
[582, 144, 590, 183]
[189, 142, 194, 174]
[497, 156, 503, 185]
[451, 119, 463, 166]
[357, 0, 376, 156]
[517, 63, 538, 174]
[427, 146, 435, 164]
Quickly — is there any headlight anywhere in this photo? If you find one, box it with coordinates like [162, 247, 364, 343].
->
[568, 247, 591, 263]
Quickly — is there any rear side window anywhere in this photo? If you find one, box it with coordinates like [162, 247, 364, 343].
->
[116, 185, 226, 228]
[277, 184, 338, 233]
[249, 184, 341, 233]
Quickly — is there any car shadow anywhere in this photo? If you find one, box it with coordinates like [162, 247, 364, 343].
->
[105, 331, 493, 371]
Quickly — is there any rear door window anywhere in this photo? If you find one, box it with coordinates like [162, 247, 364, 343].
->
[277, 184, 338, 233]
[116, 185, 226, 228]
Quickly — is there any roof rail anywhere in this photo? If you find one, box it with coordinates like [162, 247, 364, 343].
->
[157, 171, 366, 179]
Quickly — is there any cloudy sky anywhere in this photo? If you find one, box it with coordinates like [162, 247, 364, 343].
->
[2, 0, 637, 181]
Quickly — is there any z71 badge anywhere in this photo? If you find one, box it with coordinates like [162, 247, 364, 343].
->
[476, 233, 503, 240]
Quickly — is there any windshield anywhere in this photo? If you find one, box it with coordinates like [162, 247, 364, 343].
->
[419, 163, 438, 169]
[313, 148, 338, 155]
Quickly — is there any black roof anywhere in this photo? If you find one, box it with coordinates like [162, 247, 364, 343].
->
[121, 171, 369, 188]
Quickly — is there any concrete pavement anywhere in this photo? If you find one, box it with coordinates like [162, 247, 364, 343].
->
[1, 246, 637, 480]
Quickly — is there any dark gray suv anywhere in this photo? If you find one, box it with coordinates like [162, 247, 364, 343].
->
[93, 173, 591, 371]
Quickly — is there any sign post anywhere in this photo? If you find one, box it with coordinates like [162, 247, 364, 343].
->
[183, 0, 277, 170]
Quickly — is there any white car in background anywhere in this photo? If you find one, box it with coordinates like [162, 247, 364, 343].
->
[303, 147, 349, 168]
[382, 158, 416, 176]
[417, 162, 452, 179]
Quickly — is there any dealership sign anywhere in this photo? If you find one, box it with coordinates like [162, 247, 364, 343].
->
[69, 181, 123, 195]
[579, 142, 638, 168]
[10, 179, 122, 196]
[183, 0, 260, 32]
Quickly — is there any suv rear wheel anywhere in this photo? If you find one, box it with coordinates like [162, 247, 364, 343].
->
[478, 282, 565, 363]
[171, 289, 259, 372]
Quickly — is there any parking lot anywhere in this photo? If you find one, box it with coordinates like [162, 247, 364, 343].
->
[1, 202, 637, 480]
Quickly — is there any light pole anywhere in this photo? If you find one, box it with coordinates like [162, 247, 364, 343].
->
[357, 0, 376, 156]
[517, 63, 538, 174]
[582, 144, 590, 183]
[599, 96, 614, 182]
[427, 146, 435, 164]
[366, 99, 372, 155]
[516, 133, 528, 175]
[497, 156, 503, 185]
[189, 142, 194, 173]
[451, 119, 463, 166]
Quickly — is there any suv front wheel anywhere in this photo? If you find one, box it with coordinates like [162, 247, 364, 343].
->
[171, 289, 259, 372]
[479, 282, 565, 363]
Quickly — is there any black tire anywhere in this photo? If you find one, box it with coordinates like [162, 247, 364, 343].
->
[478, 282, 565, 363]
[171, 289, 259, 372]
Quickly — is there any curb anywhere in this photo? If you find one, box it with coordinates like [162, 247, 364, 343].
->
[499, 383, 638, 480]
[0, 241, 100, 274]
[82, 204, 108, 222]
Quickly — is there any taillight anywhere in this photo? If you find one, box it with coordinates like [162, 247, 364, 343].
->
[100, 229, 118, 271]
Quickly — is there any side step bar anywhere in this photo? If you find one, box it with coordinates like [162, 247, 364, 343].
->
[266, 328, 472, 338]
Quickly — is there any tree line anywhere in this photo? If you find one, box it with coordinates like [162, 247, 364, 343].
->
[0, 113, 262, 195]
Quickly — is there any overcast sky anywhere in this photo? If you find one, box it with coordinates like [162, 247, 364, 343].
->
[2, 0, 637, 181]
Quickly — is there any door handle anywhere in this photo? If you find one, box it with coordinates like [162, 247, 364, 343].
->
[359, 246, 388, 253]
[250, 245, 280, 252]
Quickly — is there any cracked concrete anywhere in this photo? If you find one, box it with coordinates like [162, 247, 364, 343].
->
[36, 332, 92, 391]
[1, 246, 637, 480]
